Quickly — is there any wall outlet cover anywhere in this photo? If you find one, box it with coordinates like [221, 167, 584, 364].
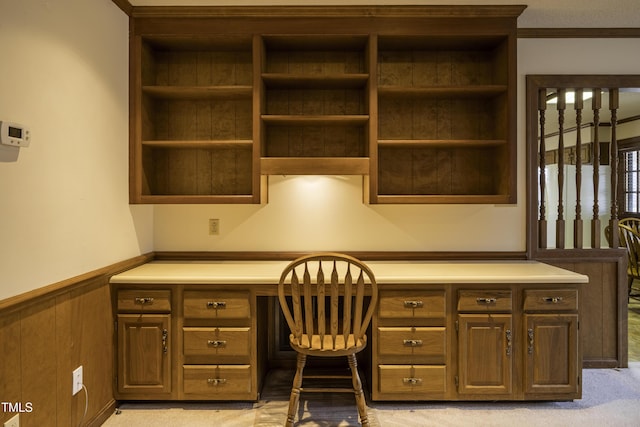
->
[72, 366, 83, 395]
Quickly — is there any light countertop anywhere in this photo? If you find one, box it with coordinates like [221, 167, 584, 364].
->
[110, 260, 588, 285]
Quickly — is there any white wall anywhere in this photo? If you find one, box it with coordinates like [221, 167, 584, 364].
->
[0, 0, 153, 300]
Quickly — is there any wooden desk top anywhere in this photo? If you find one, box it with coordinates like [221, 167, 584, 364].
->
[110, 260, 588, 285]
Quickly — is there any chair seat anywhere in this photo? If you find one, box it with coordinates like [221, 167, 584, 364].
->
[290, 334, 367, 355]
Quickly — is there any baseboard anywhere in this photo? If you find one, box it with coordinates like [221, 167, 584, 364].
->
[87, 399, 117, 427]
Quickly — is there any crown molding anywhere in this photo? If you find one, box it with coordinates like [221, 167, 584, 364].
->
[518, 28, 640, 38]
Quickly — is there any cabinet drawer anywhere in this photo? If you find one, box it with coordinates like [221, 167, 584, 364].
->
[183, 327, 251, 360]
[457, 290, 512, 312]
[378, 291, 446, 319]
[117, 290, 171, 312]
[184, 291, 250, 320]
[523, 289, 578, 311]
[378, 327, 446, 361]
[183, 365, 252, 396]
[378, 365, 446, 395]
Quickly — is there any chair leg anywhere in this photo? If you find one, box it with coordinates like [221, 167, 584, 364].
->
[347, 353, 369, 426]
[286, 353, 306, 427]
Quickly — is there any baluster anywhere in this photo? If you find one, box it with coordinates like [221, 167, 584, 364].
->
[609, 88, 620, 248]
[591, 89, 602, 248]
[556, 88, 566, 249]
[574, 88, 584, 248]
[538, 88, 548, 249]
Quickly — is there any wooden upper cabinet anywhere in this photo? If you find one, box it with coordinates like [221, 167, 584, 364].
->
[130, 35, 259, 204]
[128, 6, 524, 204]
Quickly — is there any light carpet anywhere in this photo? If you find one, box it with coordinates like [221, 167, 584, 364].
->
[102, 364, 640, 426]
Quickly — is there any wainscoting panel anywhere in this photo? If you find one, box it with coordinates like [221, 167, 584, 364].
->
[0, 255, 151, 427]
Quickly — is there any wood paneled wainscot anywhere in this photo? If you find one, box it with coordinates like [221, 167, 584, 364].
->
[110, 260, 587, 402]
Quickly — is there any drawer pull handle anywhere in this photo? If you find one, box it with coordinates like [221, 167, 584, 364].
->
[403, 339, 423, 347]
[403, 300, 423, 309]
[476, 297, 497, 304]
[207, 340, 227, 348]
[542, 296, 563, 304]
[162, 329, 168, 354]
[403, 377, 423, 385]
[207, 301, 227, 309]
[134, 297, 154, 305]
[207, 378, 227, 386]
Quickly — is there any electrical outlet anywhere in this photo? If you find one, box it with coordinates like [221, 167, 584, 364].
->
[209, 218, 220, 235]
[72, 366, 83, 396]
[4, 413, 19, 427]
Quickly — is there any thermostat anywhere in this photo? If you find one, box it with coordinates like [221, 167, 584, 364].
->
[0, 121, 31, 147]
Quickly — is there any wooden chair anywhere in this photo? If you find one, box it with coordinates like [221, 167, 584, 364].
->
[620, 217, 640, 233]
[277, 253, 378, 426]
[618, 223, 640, 298]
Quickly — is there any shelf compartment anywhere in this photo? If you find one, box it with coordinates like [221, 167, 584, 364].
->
[144, 98, 253, 142]
[142, 85, 253, 100]
[261, 157, 369, 175]
[141, 145, 253, 197]
[378, 139, 506, 148]
[377, 35, 508, 87]
[377, 145, 508, 199]
[378, 85, 507, 98]
[263, 125, 367, 159]
[374, 194, 512, 205]
[142, 140, 253, 149]
[378, 96, 505, 141]
[262, 115, 368, 126]
[142, 41, 253, 87]
[262, 73, 369, 89]
[263, 34, 368, 76]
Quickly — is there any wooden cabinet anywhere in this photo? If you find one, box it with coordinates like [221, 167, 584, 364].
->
[457, 314, 512, 396]
[456, 290, 513, 397]
[130, 35, 259, 203]
[373, 35, 514, 204]
[182, 290, 257, 400]
[113, 286, 262, 401]
[129, 6, 523, 204]
[260, 35, 370, 176]
[116, 290, 171, 397]
[523, 289, 580, 398]
[372, 284, 581, 402]
[372, 289, 448, 400]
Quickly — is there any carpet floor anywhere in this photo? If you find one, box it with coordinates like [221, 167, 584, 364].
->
[103, 363, 640, 427]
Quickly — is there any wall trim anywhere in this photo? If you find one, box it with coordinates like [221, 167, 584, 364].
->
[518, 28, 640, 38]
[153, 251, 528, 261]
[111, 0, 132, 16]
[0, 253, 153, 315]
[128, 5, 527, 19]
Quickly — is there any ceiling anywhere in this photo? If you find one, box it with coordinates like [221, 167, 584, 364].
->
[126, 0, 640, 29]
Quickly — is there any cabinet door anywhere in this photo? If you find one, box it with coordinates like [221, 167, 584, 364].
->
[117, 314, 171, 395]
[457, 314, 512, 396]
[524, 314, 579, 396]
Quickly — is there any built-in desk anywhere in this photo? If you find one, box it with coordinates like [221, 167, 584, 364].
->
[110, 260, 587, 401]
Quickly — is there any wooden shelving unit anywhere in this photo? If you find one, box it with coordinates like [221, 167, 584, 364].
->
[129, 6, 522, 204]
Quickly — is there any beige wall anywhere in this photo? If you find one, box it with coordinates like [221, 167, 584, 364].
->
[1, 0, 640, 300]
[0, 0, 153, 300]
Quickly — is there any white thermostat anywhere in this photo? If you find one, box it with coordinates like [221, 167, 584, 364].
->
[0, 121, 31, 147]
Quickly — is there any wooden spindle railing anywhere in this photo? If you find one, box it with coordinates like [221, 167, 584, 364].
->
[538, 88, 547, 249]
[591, 88, 602, 249]
[556, 88, 566, 249]
[609, 88, 620, 248]
[536, 85, 628, 251]
[574, 88, 584, 249]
